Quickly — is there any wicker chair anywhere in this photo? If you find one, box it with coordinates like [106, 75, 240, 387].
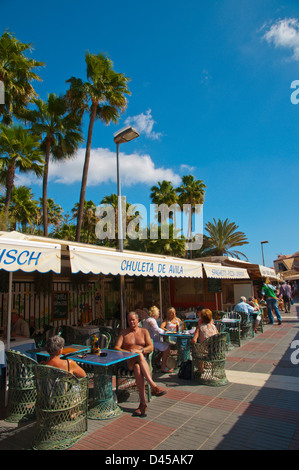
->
[97, 326, 119, 348]
[32, 364, 89, 450]
[89, 318, 120, 328]
[115, 351, 153, 403]
[5, 350, 38, 423]
[214, 320, 232, 350]
[33, 326, 64, 348]
[191, 332, 229, 386]
[60, 325, 90, 345]
[221, 312, 241, 347]
[234, 311, 252, 339]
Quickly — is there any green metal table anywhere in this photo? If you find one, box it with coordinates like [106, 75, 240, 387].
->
[160, 332, 194, 365]
[71, 349, 139, 420]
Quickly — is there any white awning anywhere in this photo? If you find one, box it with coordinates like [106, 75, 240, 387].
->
[284, 273, 299, 281]
[0, 232, 61, 367]
[69, 245, 203, 278]
[0, 235, 61, 273]
[203, 262, 250, 279]
[259, 265, 280, 280]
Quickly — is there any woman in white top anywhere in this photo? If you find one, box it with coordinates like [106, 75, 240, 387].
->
[143, 306, 173, 373]
[160, 307, 182, 332]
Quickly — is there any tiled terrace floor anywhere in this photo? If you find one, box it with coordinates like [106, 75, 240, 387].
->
[1, 298, 299, 453]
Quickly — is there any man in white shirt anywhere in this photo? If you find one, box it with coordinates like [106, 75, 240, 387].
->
[234, 297, 258, 320]
[11, 309, 30, 338]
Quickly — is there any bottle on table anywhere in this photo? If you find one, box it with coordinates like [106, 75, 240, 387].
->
[91, 334, 100, 354]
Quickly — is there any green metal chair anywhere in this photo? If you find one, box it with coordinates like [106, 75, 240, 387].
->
[235, 311, 252, 339]
[85, 332, 111, 349]
[96, 326, 116, 347]
[191, 332, 229, 386]
[214, 320, 232, 350]
[5, 350, 38, 423]
[32, 364, 89, 450]
[115, 351, 153, 403]
[60, 325, 89, 345]
[34, 326, 64, 348]
[221, 312, 241, 347]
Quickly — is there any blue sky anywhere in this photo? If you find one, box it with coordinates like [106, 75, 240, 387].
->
[2, 0, 299, 267]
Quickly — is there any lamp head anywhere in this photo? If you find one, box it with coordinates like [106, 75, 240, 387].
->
[114, 126, 140, 144]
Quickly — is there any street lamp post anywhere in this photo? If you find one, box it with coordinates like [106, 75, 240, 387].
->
[261, 240, 269, 266]
[114, 126, 140, 328]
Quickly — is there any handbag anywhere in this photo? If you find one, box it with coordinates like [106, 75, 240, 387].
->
[178, 360, 192, 380]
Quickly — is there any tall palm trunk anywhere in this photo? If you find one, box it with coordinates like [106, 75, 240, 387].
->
[75, 102, 97, 242]
[42, 137, 51, 236]
[4, 160, 15, 216]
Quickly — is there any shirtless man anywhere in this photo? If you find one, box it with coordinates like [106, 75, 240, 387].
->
[114, 311, 166, 417]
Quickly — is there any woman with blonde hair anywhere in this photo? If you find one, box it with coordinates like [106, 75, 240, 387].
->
[143, 306, 173, 373]
[161, 307, 182, 332]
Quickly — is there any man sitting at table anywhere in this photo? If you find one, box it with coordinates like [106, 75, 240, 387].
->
[11, 309, 30, 338]
[234, 296, 258, 320]
[114, 311, 167, 417]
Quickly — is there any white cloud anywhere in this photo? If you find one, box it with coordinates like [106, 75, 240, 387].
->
[124, 109, 163, 140]
[180, 164, 196, 173]
[263, 18, 299, 60]
[47, 147, 181, 187]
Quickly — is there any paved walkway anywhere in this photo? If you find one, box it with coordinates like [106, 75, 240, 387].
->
[1, 298, 299, 453]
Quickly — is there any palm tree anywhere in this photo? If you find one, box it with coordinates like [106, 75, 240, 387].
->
[99, 194, 142, 247]
[65, 52, 130, 242]
[22, 93, 83, 236]
[176, 175, 206, 258]
[0, 30, 44, 124]
[150, 180, 178, 207]
[71, 199, 98, 244]
[146, 223, 186, 257]
[204, 218, 249, 260]
[150, 180, 179, 227]
[52, 222, 76, 241]
[37, 197, 64, 234]
[2, 185, 39, 232]
[0, 125, 44, 220]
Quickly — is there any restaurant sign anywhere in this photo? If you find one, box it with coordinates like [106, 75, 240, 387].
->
[203, 263, 249, 280]
[69, 245, 203, 278]
[0, 237, 61, 273]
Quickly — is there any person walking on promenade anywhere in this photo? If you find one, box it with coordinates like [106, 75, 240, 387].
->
[262, 279, 282, 325]
[279, 281, 292, 313]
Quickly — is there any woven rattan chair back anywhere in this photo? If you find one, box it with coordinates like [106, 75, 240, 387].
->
[5, 350, 38, 423]
[222, 312, 241, 347]
[32, 364, 88, 450]
[234, 311, 252, 338]
[191, 332, 229, 386]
